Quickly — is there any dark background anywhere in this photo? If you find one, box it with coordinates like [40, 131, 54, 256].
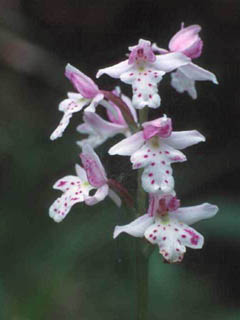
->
[1, 0, 240, 319]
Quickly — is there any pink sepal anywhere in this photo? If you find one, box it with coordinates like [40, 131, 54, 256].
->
[169, 24, 203, 59]
[65, 64, 99, 99]
[142, 116, 172, 140]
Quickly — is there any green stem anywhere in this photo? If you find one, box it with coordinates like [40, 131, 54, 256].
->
[135, 107, 149, 320]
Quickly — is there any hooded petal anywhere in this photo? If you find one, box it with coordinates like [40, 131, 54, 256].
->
[169, 203, 218, 225]
[179, 63, 218, 84]
[169, 24, 203, 59]
[96, 59, 132, 79]
[109, 131, 145, 156]
[65, 63, 99, 98]
[113, 214, 154, 239]
[84, 184, 109, 206]
[154, 52, 190, 72]
[163, 130, 205, 150]
[80, 144, 107, 187]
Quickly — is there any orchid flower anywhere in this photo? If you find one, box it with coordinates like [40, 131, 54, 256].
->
[49, 144, 121, 222]
[96, 39, 190, 109]
[50, 64, 104, 140]
[109, 115, 205, 194]
[77, 88, 138, 148]
[153, 24, 218, 99]
[114, 194, 218, 263]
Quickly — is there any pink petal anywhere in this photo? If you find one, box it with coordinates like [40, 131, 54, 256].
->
[169, 25, 203, 59]
[80, 144, 107, 187]
[128, 39, 156, 64]
[65, 64, 99, 98]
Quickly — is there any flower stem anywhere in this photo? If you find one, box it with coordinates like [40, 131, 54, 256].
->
[135, 107, 149, 320]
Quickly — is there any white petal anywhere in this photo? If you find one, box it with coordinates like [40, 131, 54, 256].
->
[84, 184, 109, 206]
[171, 69, 197, 99]
[163, 130, 205, 150]
[50, 113, 72, 140]
[113, 214, 154, 239]
[49, 188, 85, 223]
[121, 69, 164, 109]
[108, 189, 122, 207]
[179, 63, 218, 84]
[81, 144, 107, 182]
[75, 164, 88, 182]
[53, 175, 82, 192]
[84, 93, 104, 112]
[108, 131, 145, 156]
[121, 93, 138, 123]
[130, 141, 185, 194]
[170, 203, 218, 225]
[144, 219, 186, 263]
[96, 59, 132, 79]
[154, 52, 190, 72]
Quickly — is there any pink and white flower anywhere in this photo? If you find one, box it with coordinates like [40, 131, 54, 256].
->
[50, 64, 104, 140]
[109, 115, 205, 194]
[96, 39, 190, 109]
[49, 144, 121, 222]
[153, 24, 218, 99]
[77, 88, 137, 148]
[114, 194, 218, 263]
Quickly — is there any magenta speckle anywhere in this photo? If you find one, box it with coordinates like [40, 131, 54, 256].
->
[163, 236, 166, 240]
[151, 162, 155, 166]
[138, 93, 142, 97]
[58, 181, 66, 187]
[153, 229, 157, 233]
[144, 155, 148, 158]
[166, 170, 170, 174]
[161, 161, 166, 165]
[148, 83, 152, 87]
[149, 234, 153, 238]
[137, 78, 141, 82]
[181, 235, 186, 238]
[153, 236, 157, 240]
[149, 94, 152, 99]
[151, 179, 155, 184]
[164, 180, 168, 183]
[148, 173, 153, 177]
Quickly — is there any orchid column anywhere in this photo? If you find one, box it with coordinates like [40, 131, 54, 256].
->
[49, 24, 218, 320]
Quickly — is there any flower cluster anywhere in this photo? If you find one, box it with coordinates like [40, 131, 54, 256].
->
[49, 23, 218, 263]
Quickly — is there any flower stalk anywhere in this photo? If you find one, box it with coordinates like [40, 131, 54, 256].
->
[135, 107, 149, 320]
